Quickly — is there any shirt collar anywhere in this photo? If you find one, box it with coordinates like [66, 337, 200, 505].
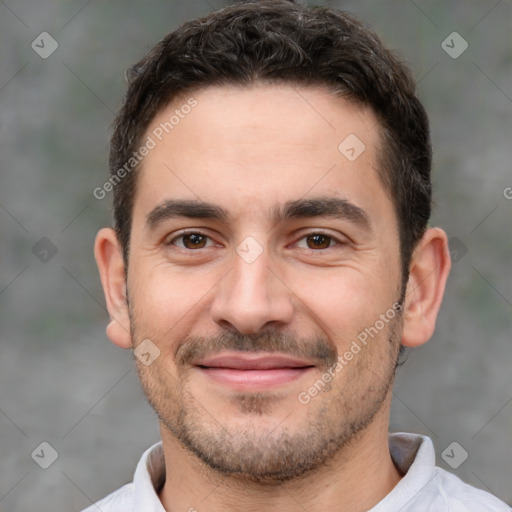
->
[133, 433, 436, 511]
[369, 433, 437, 511]
[134, 442, 167, 511]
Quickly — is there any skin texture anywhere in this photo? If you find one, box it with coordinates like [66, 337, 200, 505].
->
[95, 84, 451, 511]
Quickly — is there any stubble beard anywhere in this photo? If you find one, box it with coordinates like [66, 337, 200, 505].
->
[133, 317, 402, 485]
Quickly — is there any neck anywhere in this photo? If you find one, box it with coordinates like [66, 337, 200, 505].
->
[158, 402, 401, 512]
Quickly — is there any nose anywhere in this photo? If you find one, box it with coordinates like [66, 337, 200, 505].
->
[210, 247, 294, 335]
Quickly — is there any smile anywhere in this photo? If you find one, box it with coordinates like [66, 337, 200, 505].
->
[194, 351, 315, 391]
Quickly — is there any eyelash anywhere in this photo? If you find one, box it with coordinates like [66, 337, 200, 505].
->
[166, 231, 218, 250]
[166, 230, 345, 252]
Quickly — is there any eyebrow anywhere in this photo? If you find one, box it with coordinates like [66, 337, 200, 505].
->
[276, 196, 371, 231]
[146, 199, 228, 229]
[145, 196, 370, 231]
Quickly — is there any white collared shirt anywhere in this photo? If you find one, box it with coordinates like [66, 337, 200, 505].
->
[81, 433, 510, 511]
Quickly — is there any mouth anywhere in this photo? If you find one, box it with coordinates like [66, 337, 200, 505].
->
[194, 351, 316, 391]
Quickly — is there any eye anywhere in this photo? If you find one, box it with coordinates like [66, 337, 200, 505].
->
[296, 233, 339, 250]
[169, 232, 215, 250]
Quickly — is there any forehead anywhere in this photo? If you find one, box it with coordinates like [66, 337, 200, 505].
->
[133, 84, 390, 225]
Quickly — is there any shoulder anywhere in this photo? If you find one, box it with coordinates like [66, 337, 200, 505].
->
[431, 467, 511, 511]
[80, 483, 134, 512]
[384, 433, 510, 511]
[79, 441, 164, 512]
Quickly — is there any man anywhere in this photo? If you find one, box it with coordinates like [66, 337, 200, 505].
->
[88, 1, 510, 510]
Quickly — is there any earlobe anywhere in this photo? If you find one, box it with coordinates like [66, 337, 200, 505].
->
[94, 228, 133, 349]
[401, 227, 451, 348]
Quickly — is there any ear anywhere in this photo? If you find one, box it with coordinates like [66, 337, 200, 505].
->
[94, 227, 132, 349]
[401, 227, 451, 348]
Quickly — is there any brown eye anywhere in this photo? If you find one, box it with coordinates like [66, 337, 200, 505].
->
[306, 234, 333, 249]
[179, 233, 209, 249]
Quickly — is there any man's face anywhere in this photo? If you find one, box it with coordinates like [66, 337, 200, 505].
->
[126, 84, 403, 482]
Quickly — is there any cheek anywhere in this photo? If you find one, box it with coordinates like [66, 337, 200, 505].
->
[290, 266, 395, 343]
[128, 263, 219, 342]
[128, 265, 176, 331]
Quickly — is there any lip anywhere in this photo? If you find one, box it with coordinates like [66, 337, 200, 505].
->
[194, 351, 315, 391]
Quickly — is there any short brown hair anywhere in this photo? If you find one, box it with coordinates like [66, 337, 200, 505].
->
[109, 0, 431, 283]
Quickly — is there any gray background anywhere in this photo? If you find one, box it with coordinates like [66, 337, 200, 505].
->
[0, 0, 511, 510]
